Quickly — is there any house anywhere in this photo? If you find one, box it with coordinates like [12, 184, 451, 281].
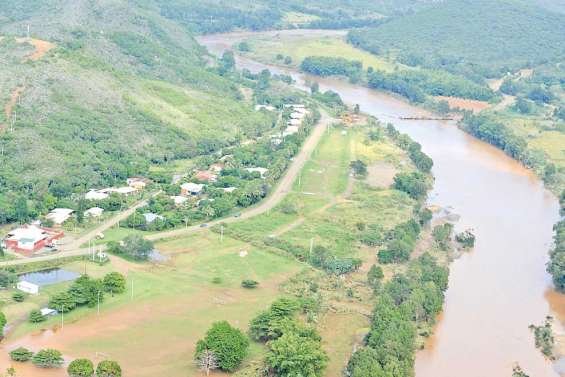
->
[210, 163, 224, 173]
[219, 154, 233, 162]
[143, 213, 165, 224]
[223, 187, 237, 193]
[46, 208, 74, 225]
[195, 171, 218, 182]
[283, 126, 299, 137]
[290, 112, 305, 120]
[127, 177, 150, 190]
[84, 207, 104, 218]
[284, 104, 306, 109]
[255, 104, 276, 111]
[40, 308, 58, 316]
[170, 195, 189, 206]
[181, 182, 205, 196]
[17, 281, 39, 295]
[85, 190, 109, 201]
[101, 187, 137, 196]
[4, 225, 64, 253]
[271, 136, 283, 146]
[246, 167, 269, 178]
[288, 118, 302, 126]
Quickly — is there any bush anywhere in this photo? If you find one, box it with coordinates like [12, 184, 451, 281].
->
[9, 347, 33, 362]
[102, 272, 126, 295]
[68, 358, 95, 377]
[241, 280, 259, 289]
[96, 360, 122, 377]
[195, 321, 249, 372]
[32, 349, 64, 368]
[29, 309, 46, 323]
[0, 311, 6, 336]
[12, 291, 25, 302]
[266, 332, 328, 377]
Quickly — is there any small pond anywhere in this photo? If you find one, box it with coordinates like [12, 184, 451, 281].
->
[19, 268, 81, 286]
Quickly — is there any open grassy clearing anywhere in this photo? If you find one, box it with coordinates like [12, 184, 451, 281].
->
[243, 34, 396, 73]
[2, 232, 303, 377]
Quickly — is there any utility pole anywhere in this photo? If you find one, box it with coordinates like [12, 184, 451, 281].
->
[27, 24, 30, 40]
[61, 305, 64, 329]
[97, 291, 101, 315]
[309, 238, 314, 254]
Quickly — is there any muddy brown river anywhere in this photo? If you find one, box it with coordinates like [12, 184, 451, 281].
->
[199, 30, 564, 377]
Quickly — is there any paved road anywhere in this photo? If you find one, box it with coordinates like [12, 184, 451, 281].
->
[0, 112, 334, 266]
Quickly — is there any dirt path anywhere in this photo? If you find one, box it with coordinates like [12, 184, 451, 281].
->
[16, 38, 55, 61]
[0, 112, 335, 266]
[0, 86, 24, 131]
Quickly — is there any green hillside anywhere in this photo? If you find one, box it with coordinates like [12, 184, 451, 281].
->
[0, 0, 277, 223]
[348, 0, 565, 78]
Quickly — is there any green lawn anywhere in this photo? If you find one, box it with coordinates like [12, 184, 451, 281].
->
[244, 35, 396, 72]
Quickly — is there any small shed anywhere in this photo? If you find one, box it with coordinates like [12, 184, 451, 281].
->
[40, 308, 57, 316]
[17, 281, 39, 295]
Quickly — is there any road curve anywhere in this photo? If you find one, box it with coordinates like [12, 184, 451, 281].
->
[0, 111, 335, 266]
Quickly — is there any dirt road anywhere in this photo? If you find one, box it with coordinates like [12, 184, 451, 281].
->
[0, 112, 335, 266]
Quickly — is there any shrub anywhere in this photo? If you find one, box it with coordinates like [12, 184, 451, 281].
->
[96, 360, 122, 377]
[12, 291, 25, 302]
[9, 347, 33, 362]
[195, 321, 249, 372]
[29, 309, 46, 323]
[102, 272, 126, 295]
[68, 358, 95, 377]
[241, 280, 259, 289]
[0, 311, 6, 336]
[32, 349, 64, 368]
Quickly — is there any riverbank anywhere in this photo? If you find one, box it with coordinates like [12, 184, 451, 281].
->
[198, 29, 564, 377]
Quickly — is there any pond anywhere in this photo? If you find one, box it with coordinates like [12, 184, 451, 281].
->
[18, 268, 81, 286]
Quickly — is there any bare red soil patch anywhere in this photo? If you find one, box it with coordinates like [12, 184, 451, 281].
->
[434, 96, 490, 113]
[16, 37, 55, 61]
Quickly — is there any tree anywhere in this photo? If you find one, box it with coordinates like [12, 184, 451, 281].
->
[29, 309, 46, 323]
[77, 198, 87, 224]
[14, 196, 29, 224]
[393, 172, 429, 200]
[367, 265, 384, 289]
[122, 235, 154, 261]
[241, 280, 259, 289]
[32, 349, 64, 368]
[96, 360, 122, 377]
[195, 321, 249, 372]
[12, 291, 25, 302]
[218, 51, 235, 75]
[346, 348, 385, 377]
[0, 243, 4, 257]
[68, 359, 95, 377]
[266, 332, 328, 377]
[9, 347, 33, 362]
[103, 272, 126, 295]
[350, 160, 367, 177]
[0, 271, 16, 288]
[0, 311, 6, 336]
[69, 275, 103, 308]
[49, 292, 77, 313]
[195, 349, 219, 376]
[310, 82, 319, 94]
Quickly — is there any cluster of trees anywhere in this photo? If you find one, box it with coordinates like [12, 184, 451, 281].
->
[393, 172, 430, 201]
[10, 346, 121, 376]
[386, 124, 433, 173]
[300, 56, 363, 82]
[368, 69, 494, 103]
[432, 223, 454, 251]
[455, 229, 476, 248]
[346, 254, 448, 377]
[309, 245, 362, 275]
[250, 298, 328, 377]
[529, 317, 555, 359]
[43, 272, 126, 317]
[194, 321, 249, 373]
[378, 220, 421, 264]
[107, 236, 154, 261]
[547, 219, 565, 291]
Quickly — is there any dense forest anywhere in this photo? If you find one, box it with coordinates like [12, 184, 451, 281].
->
[348, 0, 565, 79]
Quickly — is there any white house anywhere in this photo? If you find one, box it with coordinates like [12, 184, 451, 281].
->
[170, 195, 189, 206]
[223, 187, 237, 193]
[288, 118, 302, 126]
[283, 126, 299, 137]
[143, 213, 165, 223]
[85, 190, 109, 201]
[46, 208, 74, 225]
[17, 281, 39, 295]
[40, 308, 58, 316]
[181, 182, 204, 196]
[255, 104, 276, 111]
[246, 167, 269, 178]
[84, 207, 104, 218]
[290, 112, 305, 120]
[127, 177, 149, 190]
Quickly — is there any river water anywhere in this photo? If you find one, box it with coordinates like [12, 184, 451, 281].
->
[199, 30, 564, 377]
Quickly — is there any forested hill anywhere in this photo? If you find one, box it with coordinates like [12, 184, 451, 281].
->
[0, 0, 278, 222]
[348, 0, 565, 78]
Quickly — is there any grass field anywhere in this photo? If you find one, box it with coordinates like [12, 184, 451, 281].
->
[2, 232, 303, 377]
[244, 34, 396, 73]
